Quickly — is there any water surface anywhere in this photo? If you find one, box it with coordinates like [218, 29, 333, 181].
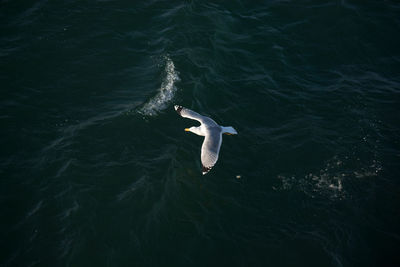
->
[1, 1, 399, 266]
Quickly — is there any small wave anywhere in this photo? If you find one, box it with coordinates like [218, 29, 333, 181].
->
[138, 56, 180, 116]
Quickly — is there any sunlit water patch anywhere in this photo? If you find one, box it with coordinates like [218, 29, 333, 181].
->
[273, 155, 382, 200]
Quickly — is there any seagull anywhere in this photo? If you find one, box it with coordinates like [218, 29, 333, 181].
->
[174, 105, 237, 175]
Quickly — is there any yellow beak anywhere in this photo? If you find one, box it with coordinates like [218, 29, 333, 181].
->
[185, 128, 190, 132]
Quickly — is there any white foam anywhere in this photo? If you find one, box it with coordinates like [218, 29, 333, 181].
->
[274, 155, 381, 200]
[138, 56, 180, 116]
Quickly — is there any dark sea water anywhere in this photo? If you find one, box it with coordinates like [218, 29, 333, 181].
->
[1, 1, 400, 266]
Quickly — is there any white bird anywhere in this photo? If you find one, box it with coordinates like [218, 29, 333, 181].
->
[174, 105, 238, 175]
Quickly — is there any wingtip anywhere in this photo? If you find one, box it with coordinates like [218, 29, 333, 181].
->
[174, 105, 183, 114]
[202, 165, 212, 175]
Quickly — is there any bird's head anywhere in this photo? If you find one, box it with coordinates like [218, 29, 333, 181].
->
[184, 126, 203, 136]
[184, 126, 195, 133]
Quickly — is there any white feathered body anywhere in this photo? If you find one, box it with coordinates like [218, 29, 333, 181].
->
[174, 105, 237, 175]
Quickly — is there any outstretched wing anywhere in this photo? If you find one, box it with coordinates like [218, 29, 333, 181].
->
[174, 105, 217, 126]
[174, 105, 206, 123]
[201, 128, 222, 175]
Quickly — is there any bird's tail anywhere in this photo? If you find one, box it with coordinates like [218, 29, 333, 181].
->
[221, 126, 238, 135]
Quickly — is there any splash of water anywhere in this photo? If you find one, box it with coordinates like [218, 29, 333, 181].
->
[139, 56, 180, 116]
